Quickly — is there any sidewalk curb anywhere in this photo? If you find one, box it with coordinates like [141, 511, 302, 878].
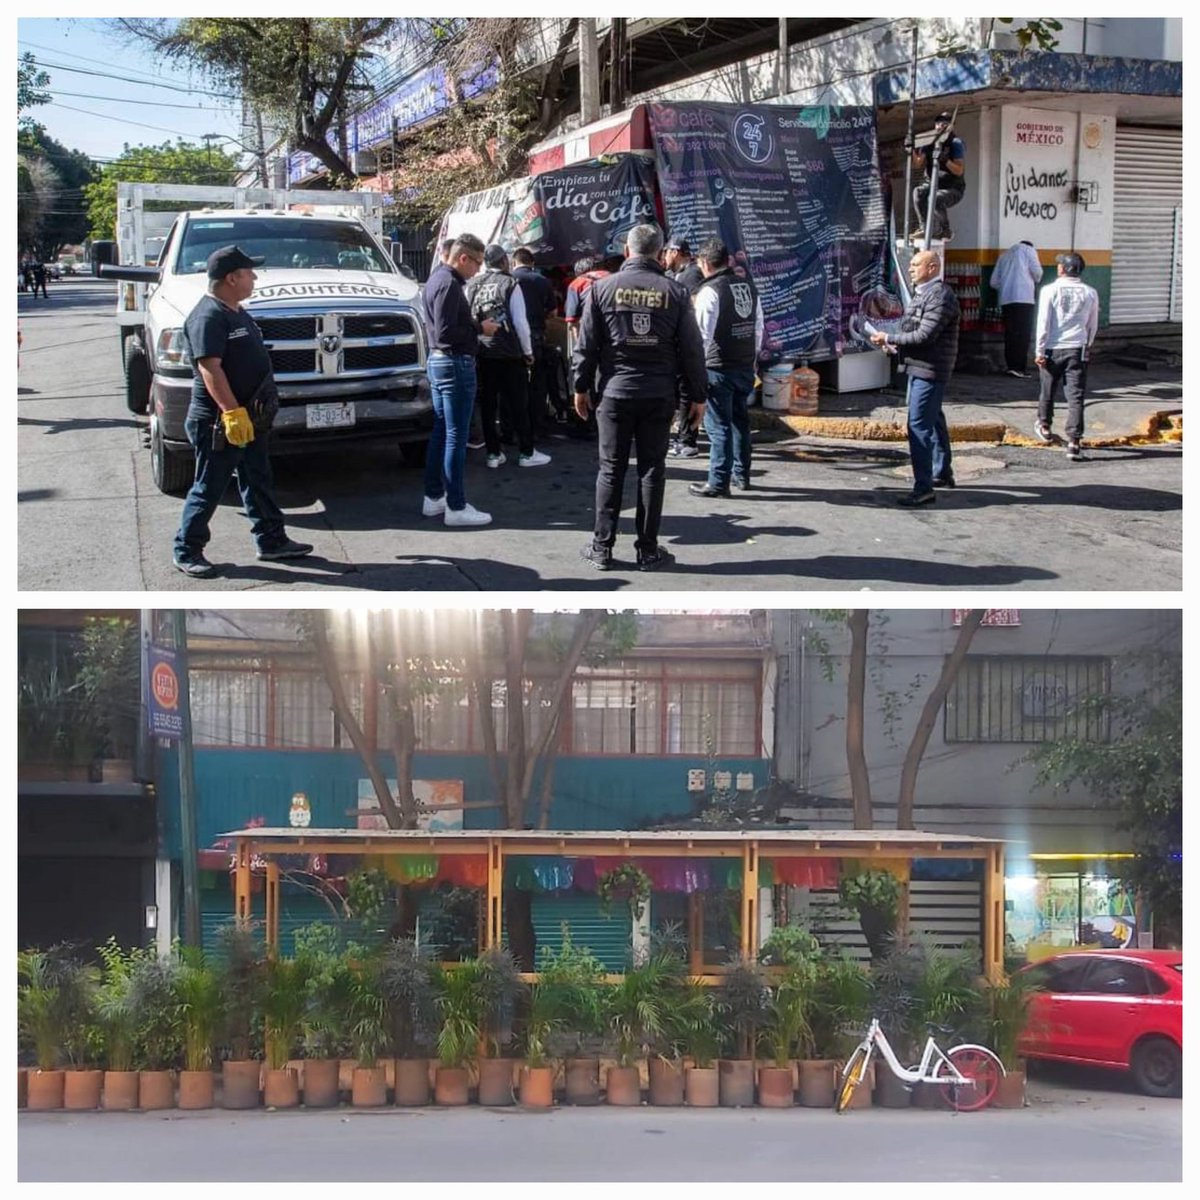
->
[765, 408, 1182, 448]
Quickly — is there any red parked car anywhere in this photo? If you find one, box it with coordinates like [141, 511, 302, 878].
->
[1017, 949, 1182, 1096]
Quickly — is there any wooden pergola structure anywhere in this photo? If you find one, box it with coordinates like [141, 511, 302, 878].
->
[225, 827, 1007, 982]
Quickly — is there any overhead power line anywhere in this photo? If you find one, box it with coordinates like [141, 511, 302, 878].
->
[18, 54, 242, 99]
[47, 88, 234, 112]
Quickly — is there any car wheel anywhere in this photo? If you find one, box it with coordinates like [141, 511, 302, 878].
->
[1130, 1036, 1181, 1097]
[399, 439, 427, 467]
[150, 414, 194, 496]
[124, 336, 151, 415]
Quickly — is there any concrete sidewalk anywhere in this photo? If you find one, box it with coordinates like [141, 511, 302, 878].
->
[763, 358, 1182, 447]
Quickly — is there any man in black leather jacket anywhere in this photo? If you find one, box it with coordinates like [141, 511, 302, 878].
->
[573, 223, 707, 571]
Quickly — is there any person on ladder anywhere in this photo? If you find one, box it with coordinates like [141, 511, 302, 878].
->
[908, 111, 965, 243]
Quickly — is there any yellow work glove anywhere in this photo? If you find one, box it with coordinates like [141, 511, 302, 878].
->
[221, 406, 256, 447]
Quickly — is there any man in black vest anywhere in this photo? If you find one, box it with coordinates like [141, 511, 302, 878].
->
[688, 239, 764, 498]
[466, 244, 551, 470]
[573, 223, 707, 571]
[512, 246, 556, 434]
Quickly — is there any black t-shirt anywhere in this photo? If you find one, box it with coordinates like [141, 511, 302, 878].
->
[183, 293, 273, 416]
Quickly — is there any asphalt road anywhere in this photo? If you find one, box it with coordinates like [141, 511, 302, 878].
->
[18, 280, 1183, 592]
[18, 1067, 1182, 1182]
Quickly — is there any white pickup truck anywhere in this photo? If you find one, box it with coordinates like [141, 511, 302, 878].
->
[98, 183, 431, 494]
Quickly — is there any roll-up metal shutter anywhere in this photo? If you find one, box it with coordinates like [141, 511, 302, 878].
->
[1110, 126, 1183, 323]
[531, 892, 631, 973]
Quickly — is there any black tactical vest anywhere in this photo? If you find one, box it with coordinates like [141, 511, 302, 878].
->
[698, 267, 758, 370]
[466, 270, 521, 359]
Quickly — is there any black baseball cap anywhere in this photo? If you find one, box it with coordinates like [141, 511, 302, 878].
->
[207, 245, 265, 280]
[1055, 252, 1085, 276]
[483, 243, 508, 268]
[935, 111, 953, 124]
[666, 236, 691, 254]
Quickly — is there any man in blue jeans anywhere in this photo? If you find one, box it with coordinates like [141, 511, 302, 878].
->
[420, 232, 499, 527]
[173, 245, 312, 577]
[688, 239, 763, 497]
[870, 249, 961, 505]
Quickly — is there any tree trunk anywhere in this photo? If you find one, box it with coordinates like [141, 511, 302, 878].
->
[895, 610, 985, 829]
[846, 610, 873, 829]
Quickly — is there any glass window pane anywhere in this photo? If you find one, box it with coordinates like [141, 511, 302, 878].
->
[190, 670, 268, 746]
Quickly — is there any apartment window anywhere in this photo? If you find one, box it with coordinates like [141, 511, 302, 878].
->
[944, 656, 1111, 743]
[191, 669, 269, 746]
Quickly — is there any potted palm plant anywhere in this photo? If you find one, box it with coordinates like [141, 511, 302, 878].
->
[54, 953, 102, 1111]
[95, 937, 141, 1110]
[294, 922, 350, 1107]
[475, 946, 525, 1107]
[262, 954, 311, 1108]
[602, 948, 680, 1106]
[175, 946, 222, 1109]
[803, 952, 870, 1108]
[346, 949, 389, 1107]
[434, 961, 481, 1105]
[130, 952, 182, 1109]
[677, 980, 724, 1107]
[645, 933, 691, 1107]
[537, 931, 606, 1106]
[717, 954, 771, 1107]
[214, 923, 265, 1109]
[378, 936, 439, 1106]
[519, 979, 563, 1108]
[18, 947, 73, 1110]
[759, 963, 815, 1108]
[985, 971, 1036, 1108]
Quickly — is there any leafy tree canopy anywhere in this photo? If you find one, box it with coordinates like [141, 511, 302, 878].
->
[17, 127, 97, 259]
[18, 52, 51, 128]
[84, 140, 240, 241]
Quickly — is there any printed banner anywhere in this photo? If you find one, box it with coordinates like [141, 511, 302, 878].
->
[649, 103, 888, 361]
[147, 645, 183, 741]
[356, 779, 465, 832]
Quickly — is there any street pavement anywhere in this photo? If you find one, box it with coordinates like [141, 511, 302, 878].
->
[18, 280, 1183, 592]
[17, 1068, 1182, 1182]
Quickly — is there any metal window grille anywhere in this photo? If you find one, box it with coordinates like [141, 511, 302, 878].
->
[943, 656, 1111, 744]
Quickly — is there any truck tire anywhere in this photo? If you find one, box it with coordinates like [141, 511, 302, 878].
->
[124, 336, 151, 415]
[150, 414, 194, 496]
[399, 439, 427, 467]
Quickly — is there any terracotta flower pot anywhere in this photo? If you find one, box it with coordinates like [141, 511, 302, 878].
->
[178, 1070, 215, 1110]
[139, 1069, 175, 1110]
[63, 1069, 103, 1110]
[102, 1070, 139, 1111]
[912, 1081, 943, 1109]
[798, 1059, 837, 1108]
[27, 1069, 65, 1111]
[393, 1058, 431, 1107]
[648, 1057, 684, 1106]
[758, 1065, 795, 1107]
[18, 1068, 28, 1109]
[477, 1057, 516, 1107]
[221, 1060, 261, 1110]
[264, 1067, 299, 1109]
[434, 1066, 470, 1106]
[718, 1059, 756, 1108]
[351, 1066, 387, 1108]
[873, 1065, 911, 1109]
[605, 1065, 641, 1106]
[302, 1058, 340, 1109]
[519, 1065, 555, 1108]
[685, 1065, 719, 1107]
[992, 1067, 1025, 1109]
[564, 1057, 600, 1106]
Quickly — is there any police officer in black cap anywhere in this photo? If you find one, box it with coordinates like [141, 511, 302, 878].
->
[573, 223, 707, 571]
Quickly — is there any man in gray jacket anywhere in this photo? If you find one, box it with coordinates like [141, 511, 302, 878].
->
[870, 250, 961, 505]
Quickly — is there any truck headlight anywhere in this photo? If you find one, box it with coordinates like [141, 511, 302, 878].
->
[155, 327, 191, 370]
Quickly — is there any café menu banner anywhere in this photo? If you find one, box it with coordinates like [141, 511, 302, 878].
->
[649, 103, 888, 361]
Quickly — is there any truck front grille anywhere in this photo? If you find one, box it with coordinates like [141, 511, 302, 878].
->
[345, 344, 419, 370]
[250, 306, 423, 381]
[254, 316, 317, 341]
[271, 348, 318, 374]
[344, 313, 410, 338]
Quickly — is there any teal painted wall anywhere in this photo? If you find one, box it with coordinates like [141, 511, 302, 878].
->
[157, 746, 770, 856]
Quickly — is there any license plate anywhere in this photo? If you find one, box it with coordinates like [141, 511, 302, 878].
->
[306, 402, 356, 430]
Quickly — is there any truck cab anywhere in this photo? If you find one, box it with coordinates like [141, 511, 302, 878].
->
[101, 184, 431, 495]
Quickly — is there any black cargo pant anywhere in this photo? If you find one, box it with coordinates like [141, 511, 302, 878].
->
[1038, 348, 1088, 442]
[477, 355, 532, 457]
[592, 391, 674, 552]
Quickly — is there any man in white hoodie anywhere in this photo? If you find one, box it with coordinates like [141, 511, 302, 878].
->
[990, 240, 1042, 377]
[1034, 252, 1099, 460]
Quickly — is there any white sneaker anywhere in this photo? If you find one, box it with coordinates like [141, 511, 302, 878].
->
[518, 449, 551, 467]
[486, 452, 506, 468]
[444, 503, 492, 527]
[421, 495, 446, 517]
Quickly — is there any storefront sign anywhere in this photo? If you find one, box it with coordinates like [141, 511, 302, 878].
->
[649, 102, 887, 361]
[999, 106, 1077, 247]
[147, 645, 183, 741]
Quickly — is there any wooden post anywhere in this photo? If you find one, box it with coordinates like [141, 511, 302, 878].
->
[740, 842, 759, 958]
[983, 846, 1005, 982]
[688, 892, 703, 976]
[234, 839, 252, 926]
[486, 838, 503, 950]
[265, 860, 280, 959]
